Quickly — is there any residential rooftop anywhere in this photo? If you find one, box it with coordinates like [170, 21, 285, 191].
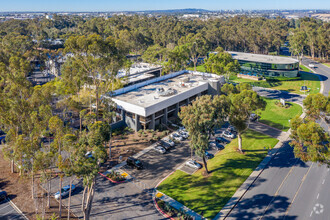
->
[228, 51, 299, 64]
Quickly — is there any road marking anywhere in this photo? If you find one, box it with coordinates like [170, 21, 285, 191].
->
[283, 163, 314, 217]
[310, 211, 313, 217]
[317, 193, 319, 199]
[322, 179, 325, 184]
[259, 158, 299, 219]
[0, 203, 11, 211]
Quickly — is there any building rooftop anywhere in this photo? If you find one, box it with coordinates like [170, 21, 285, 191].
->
[228, 51, 299, 64]
[111, 71, 224, 117]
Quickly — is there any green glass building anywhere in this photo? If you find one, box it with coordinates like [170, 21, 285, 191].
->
[228, 51, 299, 77]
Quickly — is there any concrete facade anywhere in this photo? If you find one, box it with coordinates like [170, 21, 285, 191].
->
[109, 70, 225, 131]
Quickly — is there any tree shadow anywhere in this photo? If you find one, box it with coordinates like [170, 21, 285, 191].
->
[226, 193, 298, 219]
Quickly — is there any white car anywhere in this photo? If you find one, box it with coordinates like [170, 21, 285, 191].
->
[170, 133, 183, 141]
[178, 130, 189, 139]
[249, 113, 258, 121]
[185, 160, 202, 169]
[154, 145, 166, 154]
[54, 184, 76, 200]
[163, 138, 175, 147]
[222, 131, 235, 139]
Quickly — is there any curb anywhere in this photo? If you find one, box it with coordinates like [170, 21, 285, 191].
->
[213, 138, 285, 220]
[302, 63, 324, 94]
[8, 198, 29, 220]
[214, 109, 306, 220]
[153, 196, 176, 220]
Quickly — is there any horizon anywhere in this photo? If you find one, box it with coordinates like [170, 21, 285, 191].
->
[1, 0, 329, 12]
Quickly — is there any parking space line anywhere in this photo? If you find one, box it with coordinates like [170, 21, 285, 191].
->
[3, 207, 14, 216]
[0, 203, 11, 211]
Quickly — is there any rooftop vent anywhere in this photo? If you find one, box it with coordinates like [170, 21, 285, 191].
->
[156, 87, 177, 97]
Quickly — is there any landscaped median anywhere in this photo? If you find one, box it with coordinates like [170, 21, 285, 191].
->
[258, 98, 303, 131]
[99, 170, 129, 183]
[157, 129, 278, 219]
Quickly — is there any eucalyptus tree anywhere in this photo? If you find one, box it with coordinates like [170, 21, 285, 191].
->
[228, 89, 266, 152]
[290, 116, 329, 165]
[178, 33, 209, 71]
[179, 95, 229, 173]
[63, 34, 127, 119]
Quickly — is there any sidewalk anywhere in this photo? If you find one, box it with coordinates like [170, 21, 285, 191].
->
[213, 108, 306, 220]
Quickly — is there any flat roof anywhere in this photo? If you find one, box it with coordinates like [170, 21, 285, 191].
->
[228, 51, 299, 64]
[112, 71, 224, 117]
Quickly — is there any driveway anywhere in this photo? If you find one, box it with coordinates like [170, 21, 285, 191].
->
[122, 141, 191, 188]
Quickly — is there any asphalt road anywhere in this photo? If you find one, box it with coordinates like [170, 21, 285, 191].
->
[0, 198, 26, 220]
[226, 58, 330, 220]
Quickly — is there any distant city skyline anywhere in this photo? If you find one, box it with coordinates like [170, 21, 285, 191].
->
[1, 0, 329, 12]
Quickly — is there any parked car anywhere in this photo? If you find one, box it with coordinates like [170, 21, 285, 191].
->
[227, 125, 237, 133]
[216, 137, 230, 144]
[170, 133, 183, 141]
[205, 151, 214, 159]
[54, 184, 76, 200]
[85, 151, 94, 158]
[209, 141, 224, 150]
[185, 160, 202, 169]
[154, 145, 166, 154]
[162, 138, 175, 148]
[0, 190, 7, 201]
[126, 157, 143, 170]
[222, 130, 235, 139]
[179, 130, 189, 139]
[0, 136, 6, 144]
[249, 113, 258, 121]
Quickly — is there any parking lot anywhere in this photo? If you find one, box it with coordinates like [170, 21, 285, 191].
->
[42, 124, 235, 219]
[122, 141, 191, 188]
[0, 199, 26, 220]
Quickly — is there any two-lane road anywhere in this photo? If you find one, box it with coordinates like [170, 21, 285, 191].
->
[226, 57, 330, 220]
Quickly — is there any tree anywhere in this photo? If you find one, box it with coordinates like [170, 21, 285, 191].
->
[303, 93, 330, 129]
[228, 89, 266, 152]
[290, 116, 329, 165]
[204, 48, 240, 80]
[63, 34, 126, 119]
[179, 33, 209, 71]
[179, 95, 229, 173]
[73, 121, 107, 220]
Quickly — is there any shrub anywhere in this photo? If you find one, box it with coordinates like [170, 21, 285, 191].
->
[106, 171, 125, 181]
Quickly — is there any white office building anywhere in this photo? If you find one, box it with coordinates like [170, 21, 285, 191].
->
[107, 70, 225, 131]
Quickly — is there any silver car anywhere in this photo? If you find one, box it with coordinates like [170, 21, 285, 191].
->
[154, 145, 166, 154]
[222, 130, 235, 139]
[170, 133, 183, 141]
[185, 160, 202, 169]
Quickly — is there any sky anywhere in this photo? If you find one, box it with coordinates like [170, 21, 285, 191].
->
[0, 0, 329, 12]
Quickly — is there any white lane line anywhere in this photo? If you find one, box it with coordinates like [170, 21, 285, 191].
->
[317, 193, 319, 199]
[322, 179, 325, 184]
[310, 211, 313, 217]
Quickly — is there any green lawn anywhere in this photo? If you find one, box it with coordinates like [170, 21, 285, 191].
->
[258, 98, 303, 131]
[187, 64, 206, 72]
[323, 63, 330, 68]
[231, 71, 320, 95]
[157, 130, 278, 219]
[299, 65, 312, 73]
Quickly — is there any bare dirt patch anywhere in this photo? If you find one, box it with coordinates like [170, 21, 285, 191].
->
[0, 149, 77, 220]
[101, 129, 171, 171]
